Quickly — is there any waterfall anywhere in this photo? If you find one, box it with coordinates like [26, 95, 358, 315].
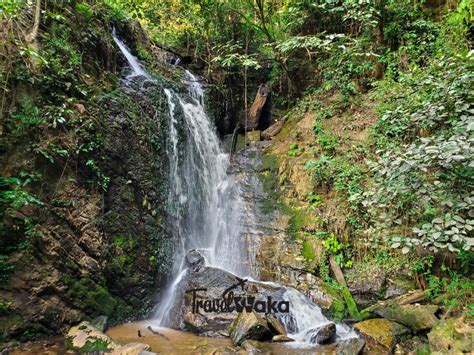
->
[113, 33, 356, 347]
[112, 31, 150, 79]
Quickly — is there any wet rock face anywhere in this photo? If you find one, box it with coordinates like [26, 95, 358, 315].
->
[305, 323, 336, 345]
[185, 249, 205, 271]
[165, 264, 291, 337]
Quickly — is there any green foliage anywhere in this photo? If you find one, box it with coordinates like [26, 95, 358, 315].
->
[63, 276, 117, 317]
[10, 98, 43, 130]
[75, 3, 94, 19]
[317, 133, 338, 155]
[0, 255, 14, 283]
[363, 52, 474, 254]
[288, 143, 303, 157]
[80, 337, 112, 352]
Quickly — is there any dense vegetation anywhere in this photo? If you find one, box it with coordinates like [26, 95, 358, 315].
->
[0, 0, 472, 349]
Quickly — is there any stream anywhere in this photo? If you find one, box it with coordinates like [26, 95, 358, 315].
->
[110, 33, 356, 352]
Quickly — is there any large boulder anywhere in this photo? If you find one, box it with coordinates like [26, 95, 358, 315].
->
[164, 265, 291, 337]
[354, 319, 410, 352]
[228, 311, 272, 346]
[371, 304, 439, 331]
[428, 317, 472, 353]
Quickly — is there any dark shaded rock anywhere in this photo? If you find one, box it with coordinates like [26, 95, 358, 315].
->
[185, 249, 205, 271]
[229, 311, 272, 346]
[315, 322, 336, 344]
[265, 314, 286, 336]
[272, 335, 294, 342]
[336, 337, 365, 355]
[306, 323, 336, 345]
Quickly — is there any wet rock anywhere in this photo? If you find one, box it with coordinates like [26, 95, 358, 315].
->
[67, 321, 119, 352]
[229, 311, 272, 346]
[371, 304, 439, 331]
[111, 342, 152, 355]
[265, 314, 286, 336]
[336, 337, 365, 355]
[166, 266, 290, 337]
[306, 322, 336, 345]
[272, 335, 294, 342]
[185, 249, 205, 271]
[428, 317, 472, 353]
[354, 318, 410, 352]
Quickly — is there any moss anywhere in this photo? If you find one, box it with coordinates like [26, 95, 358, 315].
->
[287, 208, 312, 239]
[320, 281, 360, 320]
[329, 298, 346, 321]
[302, 240, 315, 261]
[63, 276, 117, 317]
[340, 285, 360, 320]
[258, 153, 283, 215]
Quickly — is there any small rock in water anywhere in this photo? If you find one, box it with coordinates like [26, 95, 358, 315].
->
[272, 335, 294, 342]
[306, 322, 336, 345]
[336, 338, 365, 355]
[228, 311, 272, 346]
[185, 249, 205, 271]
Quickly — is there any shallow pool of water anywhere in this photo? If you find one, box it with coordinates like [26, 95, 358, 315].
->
[107, 320, 336, 354]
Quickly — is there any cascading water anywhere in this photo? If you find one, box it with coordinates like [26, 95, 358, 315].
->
[113, 33, 356, 348]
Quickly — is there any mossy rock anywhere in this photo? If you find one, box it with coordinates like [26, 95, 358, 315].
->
[371, 304, 439, 332]
[428, 317, 472, 354]
[354, 318, 410, 351]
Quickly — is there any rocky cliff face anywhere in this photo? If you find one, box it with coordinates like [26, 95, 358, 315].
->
[0, 2, 176, 344]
